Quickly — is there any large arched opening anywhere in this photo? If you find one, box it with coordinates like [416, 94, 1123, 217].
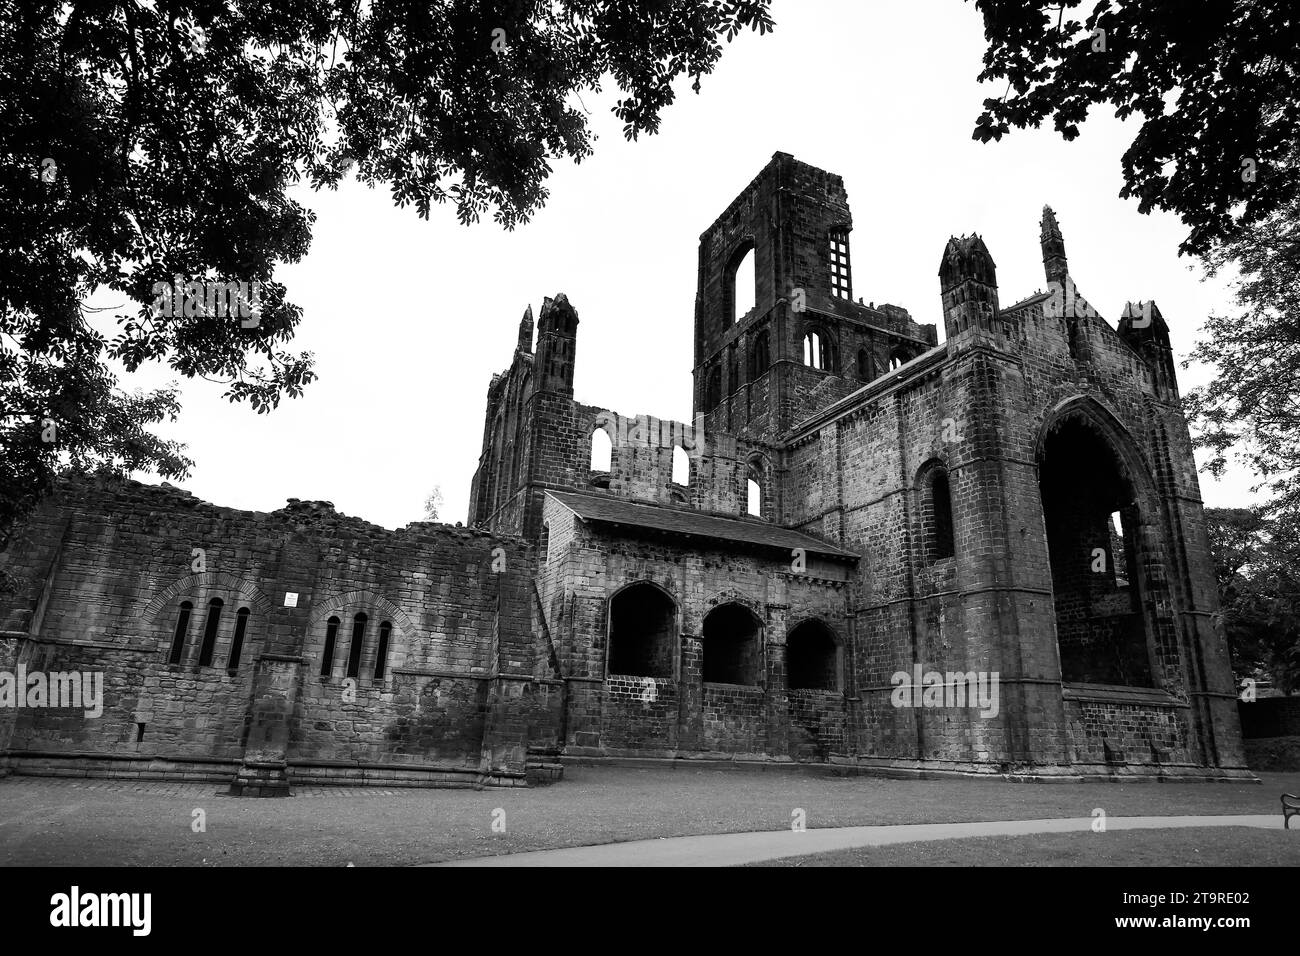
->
[1038, 413, 1154, 687]
[607, 582, 677, 678]
[786, 619, 839, 691]
[702, 603, 763, 685]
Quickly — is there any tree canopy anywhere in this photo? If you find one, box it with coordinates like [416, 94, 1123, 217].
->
[1205, 506, 1300, 693]
[973, 0, 1300, 257]
[1182, 191, 1300, 515]
[0, 0, 774, 543]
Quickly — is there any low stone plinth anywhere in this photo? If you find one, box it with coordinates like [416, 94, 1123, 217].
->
[229, 759, 292, 797]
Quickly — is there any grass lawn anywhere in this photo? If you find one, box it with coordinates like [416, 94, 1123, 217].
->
[0, 765, 1296, 866]
[750, 826, 1300, 866]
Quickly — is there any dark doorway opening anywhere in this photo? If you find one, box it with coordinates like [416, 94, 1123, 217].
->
[608, 583, 676, 678]
[1039, 417, 1152, 686]
[787, 620, 838, 690]
[702, 603, 762, 685]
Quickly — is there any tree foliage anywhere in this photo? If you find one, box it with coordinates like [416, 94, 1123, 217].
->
[972, 0, 1300, 257]
[1205, 506, 1300, 693]
[423, 485, 444, 522]
[1, 0, 773, 543]
[1182, 192, 1300, 514]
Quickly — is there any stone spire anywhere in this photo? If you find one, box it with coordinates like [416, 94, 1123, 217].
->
[1040, 205, 1069, 287]
[517, 305, 534, 353]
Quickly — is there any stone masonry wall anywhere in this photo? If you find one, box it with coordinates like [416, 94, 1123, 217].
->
[540, 493, 853, 760]
[0, 477, 555, 786]
[692, 152, 937, 446]
[775, 249, 1244, 774]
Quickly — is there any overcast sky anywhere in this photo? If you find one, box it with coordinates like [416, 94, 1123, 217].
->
[111, 0, 1259, 528]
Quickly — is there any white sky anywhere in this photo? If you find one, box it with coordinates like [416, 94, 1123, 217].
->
[109, 0, 1260, 528]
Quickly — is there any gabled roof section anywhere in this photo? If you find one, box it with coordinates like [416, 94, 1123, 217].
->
[544, 490, 858, 561]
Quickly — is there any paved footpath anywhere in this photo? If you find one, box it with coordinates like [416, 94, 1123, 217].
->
[431, 814, 1283, 867]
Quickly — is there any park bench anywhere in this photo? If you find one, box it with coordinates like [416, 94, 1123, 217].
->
[1284, 793, 1300, 829]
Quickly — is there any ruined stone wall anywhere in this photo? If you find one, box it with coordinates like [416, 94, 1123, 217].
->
[1064, 691, 1195, 766]
[492, 389, 785, 542]
[601, 675, 679, 752]
[1006, 295, 1239, 770]
[788, 689, 847, 759]
[700, 684, 765, 754]
[459, 150, 1244, 780]
[776, 271, 1243, 775]
[692, 153, 937, 446]
[469, 355, 536, 534]
[0, 477, 553, 786]
[787, 351, 1047, 770]
[540, 494, 852, 759]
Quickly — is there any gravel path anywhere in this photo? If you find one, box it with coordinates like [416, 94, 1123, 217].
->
[0, 766, 1294, 866]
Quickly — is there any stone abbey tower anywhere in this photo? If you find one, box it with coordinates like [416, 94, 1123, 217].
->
[468, 151, 1247, 780]
[0, 152, 1249, 788]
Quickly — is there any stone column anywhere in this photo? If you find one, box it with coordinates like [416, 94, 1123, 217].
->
[478, 676, 532, 785]
[230, 654, 302, 796]
[764, 604, 790, 759]
[676, 633, 704, 752]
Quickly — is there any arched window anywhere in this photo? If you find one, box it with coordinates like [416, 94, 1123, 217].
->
[787, 620, 839, 690]
[889, 347, 908, 371]
[590, 426, 612, 472]
[704, 363, 722, 409]
[702, 603, 762, 685]
[920, 464, 955, 563]
[320, 616, 340, 677]
[803, 329, 837, 372]
[374, 621, 392, 680]
[857, 348, 873, 382]
[727, 242, 756, 324]
[672, 446, 690, 486]
[198, 597, 223, 667]
[803, 331, 823, 369]
[749, 329, 771, 381]
[228, 607, 250, 671]
[746, 458, 766, 518]
[168, 600, 193, 665]
[346, 612, 368, 680]
[608, 582, 676, 678]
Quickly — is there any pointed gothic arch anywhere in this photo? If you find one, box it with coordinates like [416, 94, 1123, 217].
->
[1035, 397, 1164, 688]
